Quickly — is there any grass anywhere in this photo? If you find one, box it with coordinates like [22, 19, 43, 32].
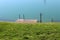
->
[0, 22, 60, 40]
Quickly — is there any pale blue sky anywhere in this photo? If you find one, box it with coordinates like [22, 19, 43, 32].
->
[0, 0, 60, 22]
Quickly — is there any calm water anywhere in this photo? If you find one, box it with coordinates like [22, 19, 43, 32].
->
[0, 0, 60, 22]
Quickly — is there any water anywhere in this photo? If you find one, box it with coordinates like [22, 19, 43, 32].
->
[0, 0, 60, 22]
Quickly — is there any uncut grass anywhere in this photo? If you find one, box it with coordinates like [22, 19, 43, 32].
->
[0, 22, 60, 40]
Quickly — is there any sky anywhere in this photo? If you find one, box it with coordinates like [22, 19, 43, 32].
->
[0, 0, 60, 22]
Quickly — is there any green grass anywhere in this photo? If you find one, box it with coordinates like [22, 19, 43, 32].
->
[0, 22, 60, 40]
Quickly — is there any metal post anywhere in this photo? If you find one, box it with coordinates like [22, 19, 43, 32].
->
[51, 18, 53, 22]
[23, 14, 25, 20]
[44, 0, 46, 4]
[19, 14, 20, 19]
[40, 13, 42, 23]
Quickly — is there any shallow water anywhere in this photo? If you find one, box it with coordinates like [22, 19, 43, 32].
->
[0, 0, 60, 22]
